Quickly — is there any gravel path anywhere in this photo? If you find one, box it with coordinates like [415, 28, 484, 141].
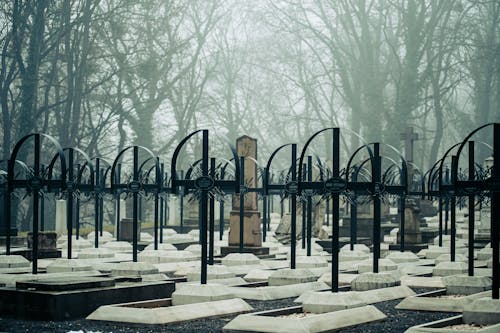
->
[0, 295, 457, 333]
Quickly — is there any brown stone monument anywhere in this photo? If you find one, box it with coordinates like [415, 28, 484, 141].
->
[222, 135, 268, 255]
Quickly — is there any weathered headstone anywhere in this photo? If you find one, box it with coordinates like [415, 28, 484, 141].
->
[55, 199, 67, 236]
[119, 218, 141, 242]
[228, 136, 262, 249]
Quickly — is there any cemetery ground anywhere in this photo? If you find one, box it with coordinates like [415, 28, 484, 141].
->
[1, 206, 499, 333]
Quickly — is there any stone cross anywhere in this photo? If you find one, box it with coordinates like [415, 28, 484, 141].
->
[400, 127, 419, 163]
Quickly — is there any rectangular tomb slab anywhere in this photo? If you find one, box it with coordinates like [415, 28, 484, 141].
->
[87, 298, 253, 324]
[0, 280, 175, 320]
[16, 276, 116, 291]
[223, 305, 386, 333]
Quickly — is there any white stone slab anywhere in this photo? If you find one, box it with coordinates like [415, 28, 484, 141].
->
[268, 268, 317, 286]
[221, 253, 260, 266]
[88, 298, 253, 324]
[0, 255, 30, 268]
[46, 258, 93, 273]
[223, 305, 386, 333]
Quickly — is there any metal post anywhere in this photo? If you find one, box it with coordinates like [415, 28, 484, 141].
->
[291, 144, 297, 269]
[115, 164, 121, 241]
[99, 168, 104, 237]
[180, 170, 184, 234]
[445, 168, 450, 235]
[491, 124, 499, 299]
[200, 130, 209, 284]
[219, 168, 225, 240]
[332, 128, 340, 292]
[350, 167, 358, 251]
[239, 156, 245, 253]
[262, 167, 267, 243]
[132, 146, 139, 262]
[302, 163, 306, 249]
[373, 143, 381, 274]
[32, 135, 41, 274]
[208, 158, 215, 265]
[438, 197, 443, 246]
[66, 148, 74, 260]
[400, 195, 406, 252]
[326, 198, 330, 227]
[307, 156, 312, 256]
[468, 141, 475, 276]
[154, 192, 159, 250]
[160, 197, 164, 243]
[94, 158, 100, 248]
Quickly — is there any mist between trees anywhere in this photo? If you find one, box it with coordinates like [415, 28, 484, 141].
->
[1, 0, 499, 168]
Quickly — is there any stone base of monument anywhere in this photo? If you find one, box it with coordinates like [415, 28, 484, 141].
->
[443, 275, 492, 295]
[87, 298, 253, 325]
[172, 283, 234, 305]
[463, 298, 500, 325]
[268, 268, 317, 286]
[405, 315, 500, 333]
[351, 272, 401, 291]
[226, 281, 329, 301]
[432, 261, 468, 276]
[223, 305, 386, 333]
[110, 262, 159, 277]
[0, 277, 175, 320]
[77, 247, 115, 259]
[220, 245, 270, 257]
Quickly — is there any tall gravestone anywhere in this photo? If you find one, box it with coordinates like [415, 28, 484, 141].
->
[224, 136, 267, 255]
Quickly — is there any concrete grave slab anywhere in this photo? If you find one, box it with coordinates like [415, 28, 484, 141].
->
[110, 262, 159, 276]
[154, 261, 198, 275]
[226, 281, 329, 301]
[221, 253, 260, 266]
[386, 251, 420, 263]
[243, 269, 273, 282]
[443, 275, 491, 295]
[297, 286, 415, 313]
[172, 283, 234, 305]
[432, 261, 468, 276]
[87, 298, 253, 325]
[77, 248, 115, 259]
[268, 268, 317, 286]
[339, 250, 371, 262]
[356, 258, 398, 273]
[102, 241, 133, 252]
[396, 290, 491, 313]
[341, 244, 370, 253]
[317, 272, 358, 287]
[295, 256, 328, 268]
[435, 253, 467, 264]
[351, 272, 401, 291]
[405, 315, 500, 333]
[186, 265, 235, 281]
[299, 291, 367, 313]
[0, 255, 30, 268]
[223, 305, 386, 333]
[144, 243, 177, 251]
[226, 264, 269, 277]
[401, 275, 445, 289]
[261, 260, 289, 270]
[46, 258, 93, 273]
[463, 298, 500, 325]
[138, 250, 197, 263]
